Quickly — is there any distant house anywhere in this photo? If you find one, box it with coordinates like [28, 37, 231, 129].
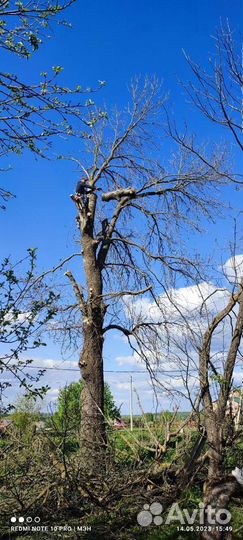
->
[113, 418, 126, 430]
[227, 389, 242, 425]
[212, 389, 242, 426]
[0, 419, 12, 437]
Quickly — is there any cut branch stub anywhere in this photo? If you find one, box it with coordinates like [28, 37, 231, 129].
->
[64, 271, 87, 315]
[102, 188, 136, 202]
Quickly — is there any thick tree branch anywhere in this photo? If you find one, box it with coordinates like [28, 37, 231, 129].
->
[199, 289, 242, 414]
[102, 188, 136, 202]
[64, 271, 87, 315]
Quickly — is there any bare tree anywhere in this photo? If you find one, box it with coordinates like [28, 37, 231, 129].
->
[199, 279, 243, 539]
[57, 77, 233, 470]
[132, 251, 243, 539]
[163, 24, 243, 537]
[167, 22, 242, 184]
[0, 249, 59, 411]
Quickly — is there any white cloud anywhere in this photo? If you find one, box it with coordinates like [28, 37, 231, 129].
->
[142, 389, 156, 395]
[46, 388, 59, 395]
[121, 263, 243, 403]
[232, 371, 243, 384]
[115, 380, 150, 392]
[29, 358, 78, 369]
[3, 311, 31, 325]
[116, 354, 141, 367]
[115, 382, 131, 391]
[222, 254, 243, 285]
[2, 356, 80, 411]
[127, 281, 230, 326]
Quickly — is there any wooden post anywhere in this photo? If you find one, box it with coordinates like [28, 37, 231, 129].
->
[130, 375, 134, 432]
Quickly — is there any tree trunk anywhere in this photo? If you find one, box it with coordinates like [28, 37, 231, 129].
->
[79, 317, 106, 470]
[202, 473, 236, 540]
[200, 290, 243, 539]
[202, 417, 234, 540]
[78, 204, 107, 472]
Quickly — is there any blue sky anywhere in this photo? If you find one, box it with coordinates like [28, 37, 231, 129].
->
[1, 0, 242, 413]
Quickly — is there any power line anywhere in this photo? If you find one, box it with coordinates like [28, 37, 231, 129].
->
[26, 365, 198, 374]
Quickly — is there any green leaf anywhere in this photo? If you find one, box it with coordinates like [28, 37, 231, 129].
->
[52, 65, 64, 74]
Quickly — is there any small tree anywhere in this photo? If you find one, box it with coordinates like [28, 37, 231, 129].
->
[11, 395, 41, 445]
[55, 380, 120, 432]
[0, 249, 59, 410]
[199, 277, 243, 539]
[139, 255, 243, 539]
[11, 395, 41, 433]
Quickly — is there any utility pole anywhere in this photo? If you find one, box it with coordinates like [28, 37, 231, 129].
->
[130, 375, 134, 432]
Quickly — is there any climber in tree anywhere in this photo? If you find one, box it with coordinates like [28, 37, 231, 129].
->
[71, 178, 101, 211]
[75, 178, 90, 209]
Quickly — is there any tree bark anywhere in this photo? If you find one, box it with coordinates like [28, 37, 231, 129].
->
[79, 316, 106, 469]
[200, 290, 243, 540]
[202, 474, 237, 540]
[69, 194, 107, 471]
